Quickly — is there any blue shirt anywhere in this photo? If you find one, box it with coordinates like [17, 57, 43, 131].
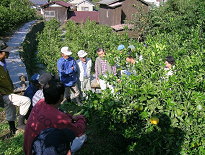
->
[24, 83, 38, 102]
[82, 62, 87, 77]
[57, 57, 78, 87]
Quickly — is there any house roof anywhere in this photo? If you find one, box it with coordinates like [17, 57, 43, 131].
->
[68, 11, 99, 23]
[111, 24, 134, 31]
[77, 0, 95, 6]
[69, 0, 94, 5]
[97, 0, 119, 5]
[98, 0, 150, 6]
[29, 0, 48, 5]
[143, 0, 166, 6]
[108, 2, 122, 8]
[41, 1, 72, 8]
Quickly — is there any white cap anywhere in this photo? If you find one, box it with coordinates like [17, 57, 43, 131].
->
[61, 47, 72, 55]
[78, 50, 87, 58]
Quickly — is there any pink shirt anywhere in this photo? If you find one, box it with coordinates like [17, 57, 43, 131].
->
[24, 99, 86, 155]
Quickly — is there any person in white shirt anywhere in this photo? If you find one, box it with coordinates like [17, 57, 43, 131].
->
[76, 50, 92, 97]
[32, 73, 53, 106]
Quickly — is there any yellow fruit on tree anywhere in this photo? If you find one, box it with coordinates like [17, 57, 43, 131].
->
[150, 117, 159, 125]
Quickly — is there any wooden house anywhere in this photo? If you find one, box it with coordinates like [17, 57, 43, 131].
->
[98, 0, 149, 27]
[144, 0, 167, 7]
[41, 1, 72, 24]
[68, 0, 95, 11]
[29, 0, 48, 9]
[68, 11, 99, 23]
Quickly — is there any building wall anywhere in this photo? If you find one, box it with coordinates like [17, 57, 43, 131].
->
[99, 5, 121, 26]
[112, 6, 121, 26]
[99, 0, 148, 26]
[77, 1, 94, 11]
[43, 5, 68, 24]
[122, 0, 148, 22]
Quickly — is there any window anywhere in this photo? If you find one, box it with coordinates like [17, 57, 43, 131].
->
[106, 10, 109, 18]
[81, 7, 89, 11]
[44, 11, 55, 17]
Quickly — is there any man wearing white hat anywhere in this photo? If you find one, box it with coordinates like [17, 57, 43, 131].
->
[57, 47, 81, 105]
[76, 50, 92, 97]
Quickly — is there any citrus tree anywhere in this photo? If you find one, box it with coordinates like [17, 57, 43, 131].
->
[0, 0, 36, 35]
[36, 0, 205, 153]
[81, 0, 205, 154]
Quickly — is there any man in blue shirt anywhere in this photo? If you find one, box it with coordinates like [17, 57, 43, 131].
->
[24, 74, 40, 101]
[57, 47, 81, 105]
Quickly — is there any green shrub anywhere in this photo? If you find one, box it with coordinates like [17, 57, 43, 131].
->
[35, 1, 205, 153]
[37, 20, 131, 73]
[0, 0, 36, 35]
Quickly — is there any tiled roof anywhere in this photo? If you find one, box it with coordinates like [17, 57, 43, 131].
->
[77, 0, 95, 6]
[29, 0, 48, 5]
[97, 0, 119, 5]
[98, 0, 150, 6]
[41, 1, 72, 8]
[68, 11, 99, 23]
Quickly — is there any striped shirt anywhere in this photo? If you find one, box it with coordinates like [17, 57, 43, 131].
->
[32, 90, 44, 106]
[95, 60, 116, 79]
[101, 59, 108, 75]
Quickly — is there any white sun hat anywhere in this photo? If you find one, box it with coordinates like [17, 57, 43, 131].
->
[78, 50, 87, 58]
[61, 47, 72, 55]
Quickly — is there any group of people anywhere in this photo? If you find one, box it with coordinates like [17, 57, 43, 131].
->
[0, 41, 87, 155]
[0, 39, 175, 155]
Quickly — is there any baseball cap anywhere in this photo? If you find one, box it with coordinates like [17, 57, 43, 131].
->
[128, 45, 135, 50]
[78, 50, 87, 58]
[0, 40, 12, 52]
[30, 73, 40, 83]
[61, 47, 72, 56]
[38, 73, 53, 85]
[117, 44, 125, 51]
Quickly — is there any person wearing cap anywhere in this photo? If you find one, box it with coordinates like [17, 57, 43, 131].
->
[116, 44, 126, 68]
[24, 80, 86, 155]
[24, 74, 40, 101]
[128, 45, 143, 62]
[76, 50, 92, 97]
[24, 73, 40, 119]
[0, 40, 31, 135]
[57, 47, 81, 105]
[32, 72, 53, 107]
[117, 44, 125, 51]
[121, 45, 142, 76]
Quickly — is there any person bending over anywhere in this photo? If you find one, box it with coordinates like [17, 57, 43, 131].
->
[24, 80, 86, 155]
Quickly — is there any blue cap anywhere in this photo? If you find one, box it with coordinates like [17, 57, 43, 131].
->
[117, 44, 125, 50]
[128, 45, 135, 50]
[31, 74, 40, 82]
